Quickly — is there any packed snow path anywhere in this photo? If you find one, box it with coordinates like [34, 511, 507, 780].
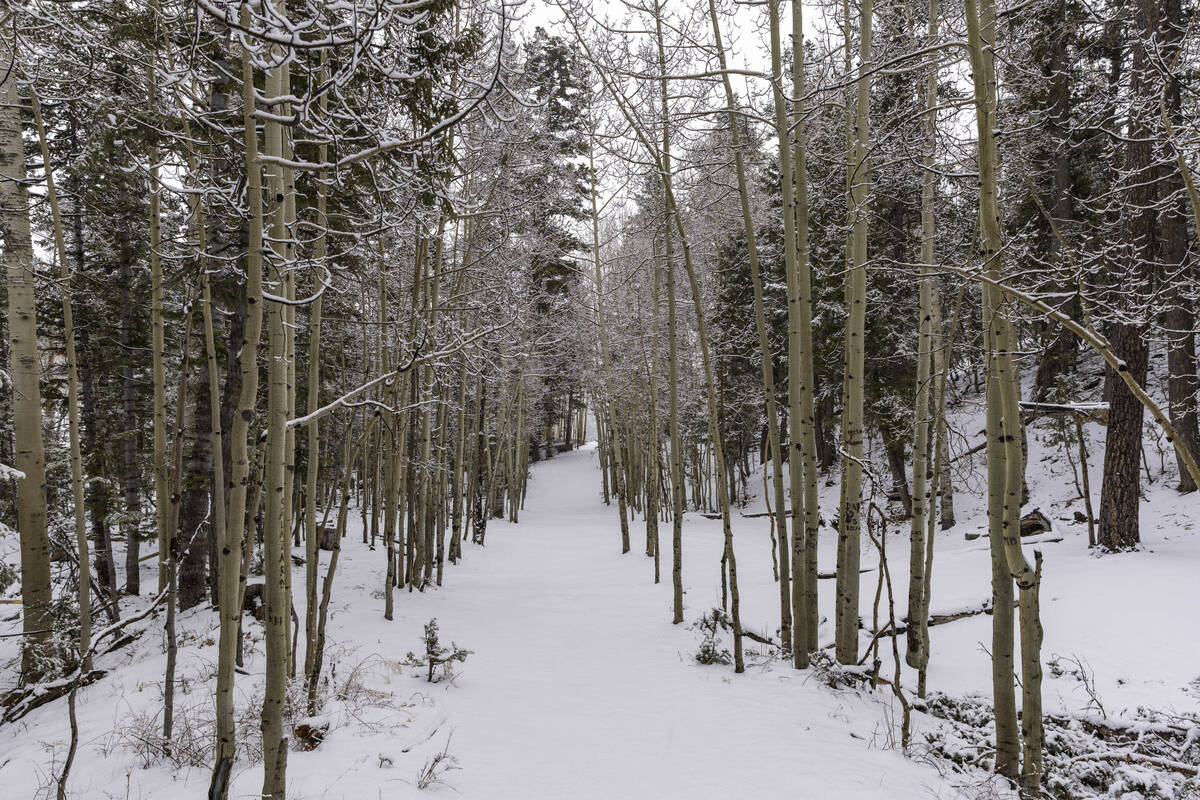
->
[8, 439, 1199, 799]
[303, 446, 942, 799]
[5, 444, 946, 800]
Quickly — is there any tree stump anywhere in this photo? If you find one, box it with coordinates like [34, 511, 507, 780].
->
[1020, 508, 1053, 538]
[243, 582, 265, 621]
[318, 524, 338, 551]
[294, 717, 330, 750]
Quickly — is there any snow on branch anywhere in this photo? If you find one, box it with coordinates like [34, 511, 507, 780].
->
[0, 462, 26, 481]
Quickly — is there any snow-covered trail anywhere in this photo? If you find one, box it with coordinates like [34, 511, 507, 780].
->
[302, 446, 945, 800]
[1, 445, 956, 800]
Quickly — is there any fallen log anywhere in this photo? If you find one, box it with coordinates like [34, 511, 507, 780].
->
[1, 669, 107, 724]
[1019, 400, 1109, 425]
[741, 628, 776, 647]
[818, 567, 874, 579]
[1021, 508, 1053, 537]
[869, 600, 1019, 638]
[1046, 712, 1198, 744]
[2, 588, 169, 727]
[1067, 751, 1197, 777]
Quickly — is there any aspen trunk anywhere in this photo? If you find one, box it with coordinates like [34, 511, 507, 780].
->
[165, 310, 194, 751]
[666, 222, 686, 626]
[301, 50, 328, 712]
[790, 0, 822, 660]
[919, 284, 963, 696]
[645, 244, 663, 584]
[211, 27, 265, 795]
[707, 0, 791, 652]
[906, 0, 939, 675]
[966, 0, 1045, 786]
[932, 286, 956, 529]
[668, 210, 744, 671]
[768, 0, 821, 664]
[31, 93, 92, 670]
[835, 0, 873, 666]
[646, 0, 745, 665]
[450, 355, 469, 563]
[148, 23, 170, 594]
[120, 270, 142, 595]
[1, 44, 54, 683]
[641, 4, 685, 626]
[597, 409, 611, 505]
[200, 248, 230, 634]
[260, 25, 293, 795]
[280, 56, 298, 680]
[984, 313, 1019, 782]
[587, 142, 631, 555]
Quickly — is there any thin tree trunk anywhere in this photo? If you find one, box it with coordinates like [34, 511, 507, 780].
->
[31, 93, 92, 670]
[907, 3, 938, 671]
[121, 272, 142, 595]
[587, 142, 631, 555]
[835, 0, 873, 666]
[280, 56, 299, 682]
[645, 244, 663, 584]
[300, 47, 328, 731]
[707, 0, 791, 652]
[932, 285, 956, 529]
[164, 308, 194, 754]
[260, 22, 293, 794]
[211, 20, 264, 795]
[665, 215, 685, 625]
[148, 48, 169, 593]
[449, 355, 469, 563]
[641, 0, 743, 667]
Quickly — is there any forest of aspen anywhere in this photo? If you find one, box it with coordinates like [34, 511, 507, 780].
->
[0, 0, 1198, 797]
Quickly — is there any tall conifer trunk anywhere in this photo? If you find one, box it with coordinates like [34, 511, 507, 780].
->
[1098, 0, 1158, 550]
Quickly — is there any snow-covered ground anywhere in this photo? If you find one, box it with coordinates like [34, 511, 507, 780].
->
[2, 387, 1199, 798]
[2, 446, 947, 799]
[914, 386, 1200, 719]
